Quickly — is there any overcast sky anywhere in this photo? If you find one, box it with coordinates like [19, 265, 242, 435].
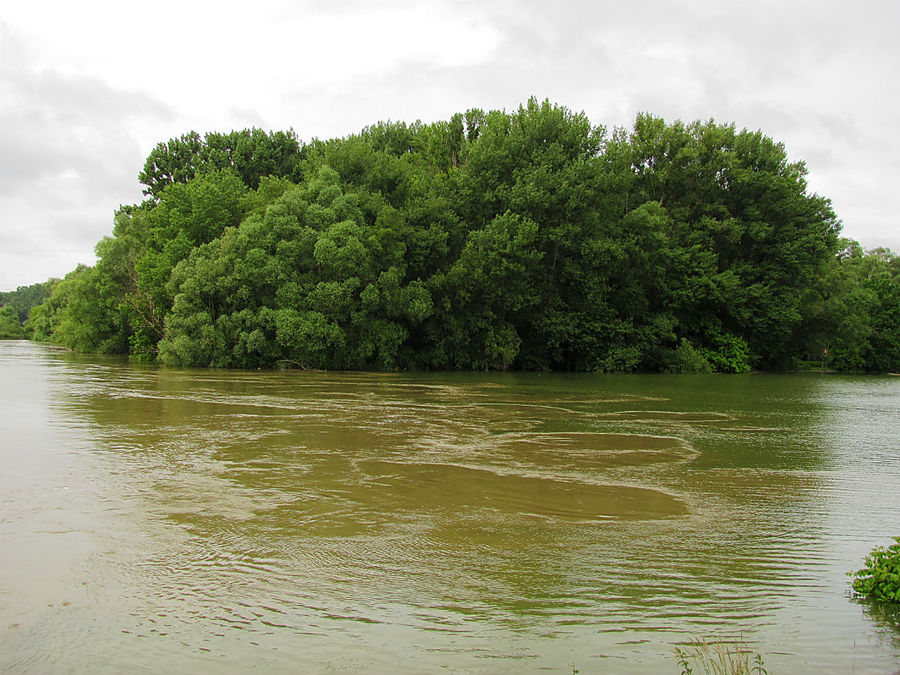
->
[1, 0, 897, 291]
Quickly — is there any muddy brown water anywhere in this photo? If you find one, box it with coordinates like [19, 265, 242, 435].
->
[1, 340, 898, 672]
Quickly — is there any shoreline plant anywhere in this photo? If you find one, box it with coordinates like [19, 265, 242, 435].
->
[674, 637, 768, 675]
[851, 538, 900, 603]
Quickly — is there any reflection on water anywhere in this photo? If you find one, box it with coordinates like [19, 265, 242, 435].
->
[1, 340, 899, 673]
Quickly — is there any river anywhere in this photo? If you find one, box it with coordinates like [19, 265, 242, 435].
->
[1, 340, 898, 673]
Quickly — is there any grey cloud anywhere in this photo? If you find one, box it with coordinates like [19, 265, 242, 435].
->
[0, 25, 174, 197]
[0, 24, 175, 289]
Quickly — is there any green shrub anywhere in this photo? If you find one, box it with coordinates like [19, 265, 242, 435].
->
[851, 538, 900, 603]
[701, 332, 751, 373]
[667, 338, 713, 374]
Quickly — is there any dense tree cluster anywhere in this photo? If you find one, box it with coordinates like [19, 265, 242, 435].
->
[16, 100, 900, 372]
[0, 281, 54, 339]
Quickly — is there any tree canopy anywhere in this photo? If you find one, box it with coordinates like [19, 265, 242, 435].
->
[0, 280, 54, 339]
[22, 99, 900, 372]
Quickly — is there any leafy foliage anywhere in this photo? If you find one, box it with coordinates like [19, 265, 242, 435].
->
[668, 339, 713, 374]
[799, 241, 900, 372]
[851, 538, 900, 603]
[139, 128, 301, 198]
[22, 99, 899, 372]
[0, 281, 54, 325]
[0, 305, 25, 339]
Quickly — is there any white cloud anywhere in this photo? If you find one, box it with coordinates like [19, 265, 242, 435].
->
[2, 1, 502, 139]
[0, 24, 173, 288]
[1, 0, 898, 289]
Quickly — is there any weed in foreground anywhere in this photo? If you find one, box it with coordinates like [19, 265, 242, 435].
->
[674, 636, 768, 675]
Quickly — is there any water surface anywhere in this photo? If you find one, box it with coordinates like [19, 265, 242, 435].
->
[1, 340, 899, 672]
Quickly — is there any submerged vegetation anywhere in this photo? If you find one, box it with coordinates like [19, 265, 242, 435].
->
[7, 99, 899, 371]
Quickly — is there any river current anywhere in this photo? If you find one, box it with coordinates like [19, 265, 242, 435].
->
[1, 340, 898, 672]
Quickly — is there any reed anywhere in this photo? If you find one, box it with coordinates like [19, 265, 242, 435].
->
[674, 636, 768, 675]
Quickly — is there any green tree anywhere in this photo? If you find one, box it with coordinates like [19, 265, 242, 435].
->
[29, 265, 120, 352]
[0, 305, 25, 339]
[0, 281, 54, 325]
[21, 101, 879, 374]
[813, 243, 900, 371]
[139, 128, 301, 198]
[625, 115, 840, 369]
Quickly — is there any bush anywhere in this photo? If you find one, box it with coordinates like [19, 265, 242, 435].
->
[667, 338, 713, 374]
[851, 538, 900, 603]
[702, 332, 751, 373]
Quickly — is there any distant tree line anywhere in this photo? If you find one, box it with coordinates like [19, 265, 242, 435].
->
[0, 281, 54, 339]
[6, 99, 898, 372]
